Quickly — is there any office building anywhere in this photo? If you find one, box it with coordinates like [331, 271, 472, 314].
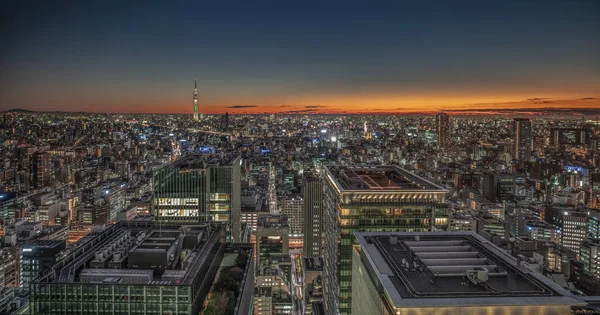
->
[322, 165, 448, 314]
[30, 152, 51, 189]
[546, 206, 588, 255]
[589, 209, 599, 241]
[256, 215, 289, 268]
[580, 238, 600, 278]
[303, 172, 323, 258]
[20, 240, 66, 289]
[75, 199, 110, 228]
[352, 232, 586, 315]
[0, 248, 17, 289]
[481, 171, 515, 203]
[436, 112, 450, 150]
[153, 154, 241, 242]
[0, 192, 18, 221]
[28, 222, 254, 315]
[281, 196, 303, 250]
[513, 118, 533, 161]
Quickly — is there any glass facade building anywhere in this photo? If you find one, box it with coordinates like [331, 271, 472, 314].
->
[322, 165, 448, 315]
[28, 222, 255, 315]
[303, 172, 323, 258]
[153, 154, 241, 242]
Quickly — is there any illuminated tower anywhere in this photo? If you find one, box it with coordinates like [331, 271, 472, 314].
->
[363, 121, 371, 139]
[193, 79, 199, 121]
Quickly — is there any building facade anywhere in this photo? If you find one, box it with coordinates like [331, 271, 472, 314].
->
[153, 154, 241, 242]
[513, 118, 533, 161]
[303, 172, 323, 258]
[322, 165, 448, 314]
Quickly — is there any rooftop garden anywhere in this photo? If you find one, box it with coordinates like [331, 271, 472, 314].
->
[203, 250, 250, 315]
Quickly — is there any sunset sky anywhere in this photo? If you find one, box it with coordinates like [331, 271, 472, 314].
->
[1, 1, 599, 114]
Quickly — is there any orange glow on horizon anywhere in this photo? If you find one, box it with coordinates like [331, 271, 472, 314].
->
[147, 96, 600, 115]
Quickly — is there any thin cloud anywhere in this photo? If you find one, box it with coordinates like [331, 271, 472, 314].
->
[305, 105, 327, 109]
[226, 105, 257, 108]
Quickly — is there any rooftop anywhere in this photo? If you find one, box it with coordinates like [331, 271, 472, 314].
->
[36, 222, 224, 286]
[303, 257, 323, 271]
[258, 215, 289, 228]
[325, 165, 446, 192]
[355, 231, 585, 308]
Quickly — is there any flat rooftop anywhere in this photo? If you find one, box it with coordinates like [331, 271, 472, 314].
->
[39, 223, 224, 286]
[258, 215, 289, 228]
[355, 232, 585, 308]
[325, 165, 446, 192]
[169, 153, 240, 169]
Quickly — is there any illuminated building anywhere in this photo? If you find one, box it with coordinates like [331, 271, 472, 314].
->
[280, 196, 303, 251]
[256, 215, 289, 268]
[546, 206, 588, 255]
[352, 232, 586, 315]
[322, 165, 449, 314]
[0, 248, 17, 313]
[0, 192, 17, 221]
[512, 118, 532, 161]
[481, 171, 515, 203]
[303, 172, 323, 258]
[192, 79, 199, 121]
[30, 152, 51, 189]
[435, 111, 450, 150]
[20, 240, 66, 290]
[580, 238, 600, 278]
[153, 154, 241, 242]
[28, 222, 255, 315]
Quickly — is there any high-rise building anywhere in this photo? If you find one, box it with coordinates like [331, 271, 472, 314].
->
[153, 154, 242, 242]
[481, 171, 515, 203]
[0, 247, 17, 313]
[28, 222, 255, 315]
[546, 206, 588, 255]
[193, 79, 199, 121]
[580, 238, 600, 278]
[115, 160, 130, 180]
[75, 199, 110, 228]
[20, 240, 66, 290]
[280, 196, 303, 251]
[256, 215, 289, 268]
[435, 112, 450, 150]
[322, 165, 448, 314]
[352, 232, 585, 315]
[303, 172, 323, 258]
[513, 118, 533, 161]
[30, 152, 51, 189]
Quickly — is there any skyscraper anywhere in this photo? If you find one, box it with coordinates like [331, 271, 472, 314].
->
[322, 165, 448, 314]
[436, 111, 450, 150]
[30, 152, 51, 189]
[303, 172, 323, 258]
[193, 79, 199, 121]
[153, 154, 242, 242]
[513, 118, 532, 161]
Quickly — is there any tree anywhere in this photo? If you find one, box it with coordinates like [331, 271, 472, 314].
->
[204, 291, 235, 315]
[235, 251, 249, 268]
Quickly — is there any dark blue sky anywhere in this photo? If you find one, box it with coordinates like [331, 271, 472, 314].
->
[1, 1, 599, 113]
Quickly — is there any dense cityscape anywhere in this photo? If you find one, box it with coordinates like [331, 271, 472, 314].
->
[0, 105, 598, 314]
[2, 1, 600, 315]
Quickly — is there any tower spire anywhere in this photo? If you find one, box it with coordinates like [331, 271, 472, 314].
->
[193, 79, 199, 121]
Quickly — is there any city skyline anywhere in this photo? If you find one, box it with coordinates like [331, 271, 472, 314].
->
[1, 1, 599, 114]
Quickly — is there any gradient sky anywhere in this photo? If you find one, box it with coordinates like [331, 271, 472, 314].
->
[1, 1, 599, 114]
